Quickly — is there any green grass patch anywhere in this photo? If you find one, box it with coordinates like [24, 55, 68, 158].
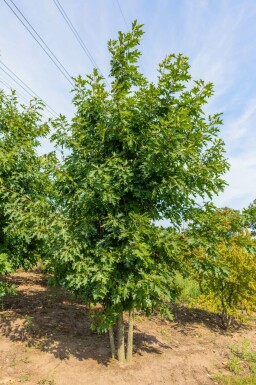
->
[216, 373, 256, 385]
[173, 273, 200, 303]
[216, 339, 256, 385]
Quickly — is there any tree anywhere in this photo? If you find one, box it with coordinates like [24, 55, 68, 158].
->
[187, 206, 256, 329]
[243, 198, 256, 236]
[50, 20, 228, 361]
[0, 90, 50, 298]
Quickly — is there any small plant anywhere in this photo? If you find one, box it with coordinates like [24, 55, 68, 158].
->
[23, 346, 33, 353]
[216, 339, 256, 384]
[240, 339, 256, 364]
[227, 356, 241, 374]
[10, 359, 17, 367]
[24, 315, 33, 330]
[21, 355, 31, 364]
[37, 379, 47, 385]
[19, 372, 31, 382]
[216, 374, 256, 385]
[37, 378, 55, 385]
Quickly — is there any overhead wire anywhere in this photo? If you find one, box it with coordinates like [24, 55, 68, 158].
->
[4, 0, 74, 87]
[0, 77, 50, 120]
[0, 61, 58, 117]
[115, 0, 146, 76]
[0, 77, 29, 102]
[116, 0, 129, 31]
[52, 0, 109, 86]
[0, 63, 58, 118]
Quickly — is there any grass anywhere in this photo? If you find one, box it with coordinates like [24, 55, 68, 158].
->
[19, 372, 31, 382]
[216, 374, 256, 385]
[9, 359, 17, 367]
[37, 379, 55, 385]
[21, 354, 31, 364]
[216, 339, 256, 385]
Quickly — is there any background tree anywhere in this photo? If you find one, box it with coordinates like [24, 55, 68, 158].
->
[50, 20, 229, 362]
[243, 198, 256, 236]
[187, 206, 256, 329]
[0, 90, 51, 298]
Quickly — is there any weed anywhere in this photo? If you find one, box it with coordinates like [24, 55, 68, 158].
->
[37, 378, 55, 385]
[23, 346, 33, 353]
[241, 340, 256, 364]
[19, 372, 31, 382]
[227, 356, 241, 374]
[216, 373, 256, 385]
[24, 315, 33, 329]
[21, 355, 30, 364]
[216, 339, 256, 384]
[9, 359, 17, 367]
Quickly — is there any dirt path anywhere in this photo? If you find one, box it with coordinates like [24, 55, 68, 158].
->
[0, 272, 255, 385]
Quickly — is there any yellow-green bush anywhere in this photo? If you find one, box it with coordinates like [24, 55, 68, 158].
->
[187, 207, 256, 329]
[192, 237, 256, 328]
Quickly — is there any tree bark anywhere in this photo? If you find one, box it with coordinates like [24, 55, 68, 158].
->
[126, 309, 134, 362]
[117, 311, 125, 362]
[109, 326, 116, 359]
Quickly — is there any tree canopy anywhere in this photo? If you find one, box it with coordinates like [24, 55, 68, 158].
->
[243, 198, 256, 236]
[47, 21, 229, 360]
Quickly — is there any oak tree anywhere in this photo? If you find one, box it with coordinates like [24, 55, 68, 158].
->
[51, 21, 229, 361]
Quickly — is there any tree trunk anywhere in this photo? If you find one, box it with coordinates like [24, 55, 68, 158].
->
[221, 312, 233, 330]
[117, 312, 125, 362]
[109, 326, 116, 359]
[126, 309, 134, 362]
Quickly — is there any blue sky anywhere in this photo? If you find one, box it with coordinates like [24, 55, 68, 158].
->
[0, 0, 255, 210]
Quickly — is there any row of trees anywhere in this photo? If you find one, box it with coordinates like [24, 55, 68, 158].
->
[0, 21, 255, 362]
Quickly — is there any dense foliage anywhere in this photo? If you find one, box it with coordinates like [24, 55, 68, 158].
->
[3, 21, 253, 361]
[187, 207, 256, 328]
[48, 21, 229, 360]
[0, 90, 53, 298]
[243, 198, 256, 236]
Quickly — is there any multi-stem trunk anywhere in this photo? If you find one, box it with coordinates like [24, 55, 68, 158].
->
[109, 326, 116, 359]
[126, 309, 134, 362]
[117, 311, 125, 362]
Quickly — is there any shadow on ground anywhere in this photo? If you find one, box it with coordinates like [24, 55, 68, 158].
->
[0, 272, 170, 366]
[169, 304, 252, 335]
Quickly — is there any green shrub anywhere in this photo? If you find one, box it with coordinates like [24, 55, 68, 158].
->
[187, 208, 256, 329]
[173, 273, 200, 304]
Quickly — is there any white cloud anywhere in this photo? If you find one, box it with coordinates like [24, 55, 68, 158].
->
[214, 151, 256, 209]
[225, 98, 256, 141]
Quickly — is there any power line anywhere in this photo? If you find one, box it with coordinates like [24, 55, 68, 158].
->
[0, 61, 58, 117]
[52, 0, 109, 85]
[116, 0, 129, 31]
[115, 0, 146, 76]
[0, 77, 50, 120]
[4, 0, 74, 87]
[0, 64, 57, 118]
[0, 77, 29, 102]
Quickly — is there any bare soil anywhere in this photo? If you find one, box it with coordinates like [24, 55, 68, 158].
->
[0, 271, 255, 385]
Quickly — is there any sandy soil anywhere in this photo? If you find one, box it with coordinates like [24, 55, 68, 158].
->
[0, 271, 255, 385]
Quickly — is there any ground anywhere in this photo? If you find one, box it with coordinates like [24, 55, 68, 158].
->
[0, 271, 255, 385]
